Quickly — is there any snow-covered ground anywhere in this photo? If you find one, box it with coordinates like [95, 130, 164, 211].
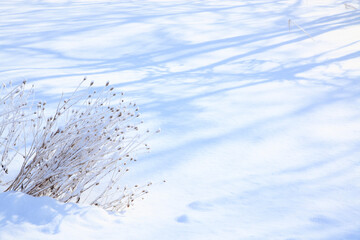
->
[1, 0, 360, 239]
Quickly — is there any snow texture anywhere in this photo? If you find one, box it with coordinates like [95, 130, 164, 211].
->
[1, 0, 360, 239]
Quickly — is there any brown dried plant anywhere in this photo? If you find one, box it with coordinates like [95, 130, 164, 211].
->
[0, 79, 157, 211]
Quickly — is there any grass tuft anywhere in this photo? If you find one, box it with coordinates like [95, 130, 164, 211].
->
[0, 79, 156, 211]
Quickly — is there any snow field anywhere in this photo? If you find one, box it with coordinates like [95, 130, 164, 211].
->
[0, 0, 360, 239]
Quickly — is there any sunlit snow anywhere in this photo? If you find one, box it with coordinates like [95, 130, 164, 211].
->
[1, 0, 360, 239]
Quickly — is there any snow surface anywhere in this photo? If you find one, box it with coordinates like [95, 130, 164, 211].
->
[1, 0, 360, 239]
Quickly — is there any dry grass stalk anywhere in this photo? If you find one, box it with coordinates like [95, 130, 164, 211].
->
[344, 3, 358, 10]
[288, 19, 315, 41]
[0, 81, 35, 177]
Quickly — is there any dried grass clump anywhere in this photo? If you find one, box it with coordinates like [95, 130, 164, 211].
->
[1, 79, 157, 211]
